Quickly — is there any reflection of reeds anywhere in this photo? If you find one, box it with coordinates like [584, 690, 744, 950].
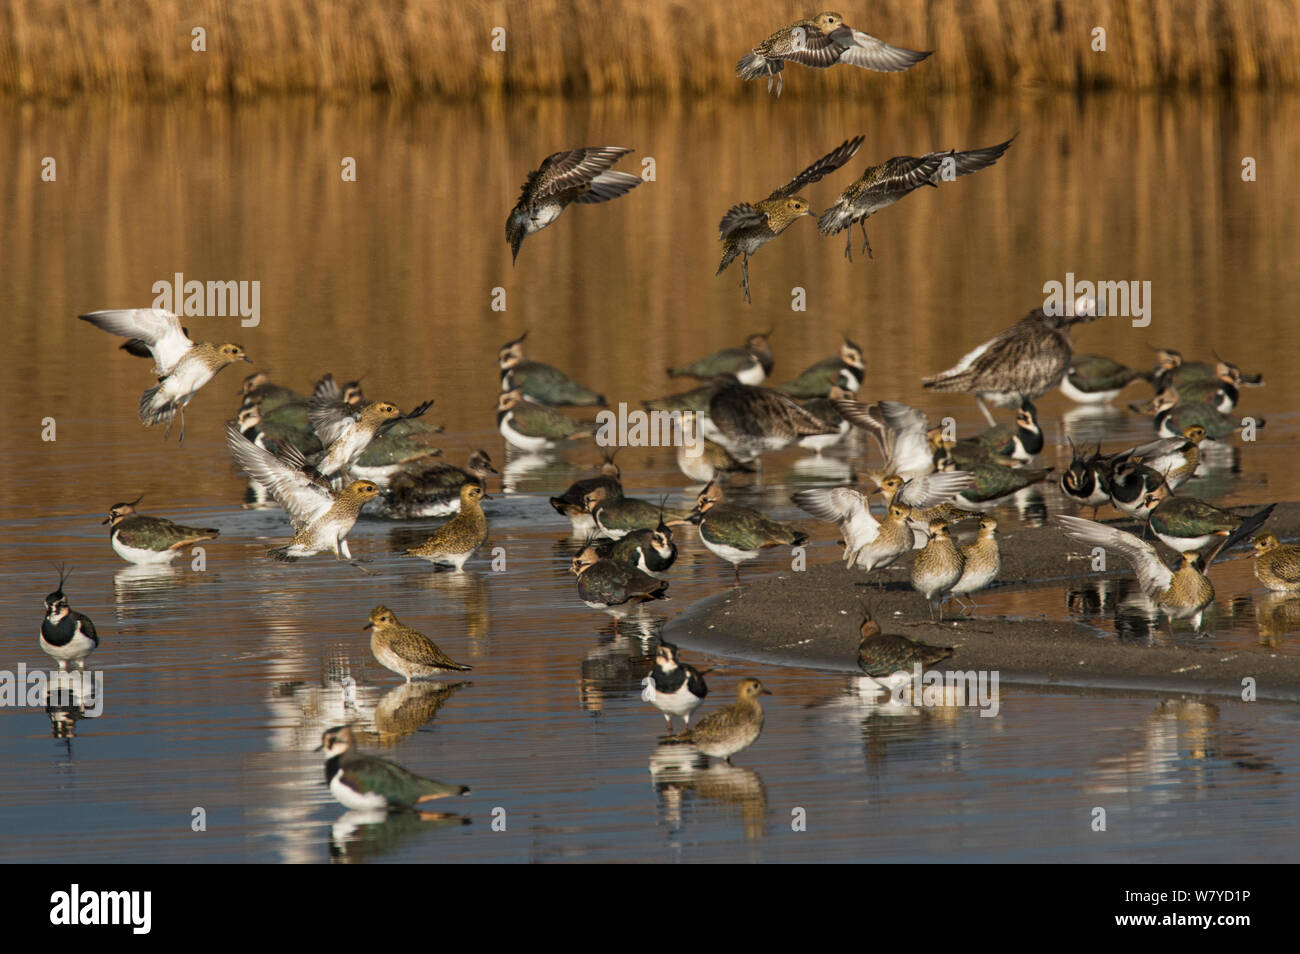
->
[2, 0, 1299, 98]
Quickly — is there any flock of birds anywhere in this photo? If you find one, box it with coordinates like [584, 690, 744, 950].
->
[33, 11, 1299, 816]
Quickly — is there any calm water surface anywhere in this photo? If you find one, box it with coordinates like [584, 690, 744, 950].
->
[2, 91, 1299, 862]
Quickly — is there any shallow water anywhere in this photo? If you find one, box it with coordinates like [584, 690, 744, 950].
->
[2, 91, 1300, 862]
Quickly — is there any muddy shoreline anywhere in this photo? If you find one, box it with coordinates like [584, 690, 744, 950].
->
[662, 502, 1300, 703]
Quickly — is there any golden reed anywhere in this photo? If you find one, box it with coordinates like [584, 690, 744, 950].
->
[2, 0, 1298, 98]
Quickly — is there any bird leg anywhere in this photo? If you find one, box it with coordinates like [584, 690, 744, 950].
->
[740, 254, 752, 304]
[975, 397, 997, 427]
[776, 72, 783, 97]
[843, 229, 853, 262]
[733, 564, 742, 587]
[860, 222, 873, 260]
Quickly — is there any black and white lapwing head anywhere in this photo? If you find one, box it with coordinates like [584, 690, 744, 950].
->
[44, 564, 73, 622]
[102, 495, 144, 527]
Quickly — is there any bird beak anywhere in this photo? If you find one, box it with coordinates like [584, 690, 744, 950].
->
[242, 355, 253, 363]
[482, 493, 494, 500]
[313, 743, 324, 752]
[761, 689, 773, 696]
[362, 622, 373, 630]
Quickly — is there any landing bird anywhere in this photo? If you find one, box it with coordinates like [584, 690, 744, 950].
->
[103, 496, 219, 565]
[923, 295, 1098, 425]
[225, 423, 379, 562]
[644, 642, 709, 734]
[833, 398, 939, 481]
[40, 566, 99, 671]
[663, 678, 770, 763]
[80, 308, 251, 443]
[317, 725, 469, 812]
[309, 396, 435, 478]
[507, 147, 641, 263]
[818, 137, 1014, 261]
[1054, 514, 1264, 632]
[717, 136, 863, 302]
[737, 12, 930, 96]
[498, 331, 606, 406]
[364, 606, 473, 682]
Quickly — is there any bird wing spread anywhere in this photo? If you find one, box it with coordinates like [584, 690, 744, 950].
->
[225, 423, 334, 529]
[80, 309, 191, 374]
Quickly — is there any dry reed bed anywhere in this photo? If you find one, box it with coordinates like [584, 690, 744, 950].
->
[2, 0, 1300, 99]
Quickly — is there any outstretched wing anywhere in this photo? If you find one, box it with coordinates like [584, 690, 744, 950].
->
[308, 397, 362, 447]
[922, 137, 1015, 183]
[1055, 515, 1173, 597]
[791, 486, 868, 524]
[533, 147, 633, 199]
[833, 29, 932, 72]
[895, 471, 974, 508]
[225, 423, 334, 529]
[79, 309, 192, 374]
[771, 136, 865, 198]
[719, 203, 769, 239]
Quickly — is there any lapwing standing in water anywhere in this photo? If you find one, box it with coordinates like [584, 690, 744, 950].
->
[376, 450, 498, 520]
[317, 725, 469, 812]
[405, 483, 489, 571]
[1149, 387, 1250, 441]
[1145, 488, 1274, 555]
[597, 500, 679, 575]
[507, 147, 642, 263]
[705, 377, 840, 461]
[1055, 513, 1267, 632]
[856, 611, 952, 688]
[498, 332, 606, 406]
[1061, 440, 1110, 518]
[238, 370, 306, 414]
[776, 337, 866, 398]
[643, 642, 708, 734]
[570, 541, 669, 626]
[687, 481, 807, 585]
[549, 451, 623, 534]
[40, 567, 99, 671]
[364, 606, 473, 682]
[1060, 354, 1149, 405]
[1252, 534, 1300, 593]
[585, 484, 687, 541]
[910, 520, 965, 621]
[923, 295, 1098, 424]
[1152, 349, 1263, 392]
[819, 137, 1014, 261]
[224, 424, 379, 562]
[949, 517, 1001, 611]
[496, 388, 595, 452]
[80, 308, 252, 443]
[663, 678, 770, 763]
[737, 12, 930, 96]
[667, 332, 775, 386]
[717, 137, 864, 302]
[103, 496, 219, 565]
[960, 399, 1043, 463]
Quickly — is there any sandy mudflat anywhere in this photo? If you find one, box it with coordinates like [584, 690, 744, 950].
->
[663, 502, 1300, 703]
